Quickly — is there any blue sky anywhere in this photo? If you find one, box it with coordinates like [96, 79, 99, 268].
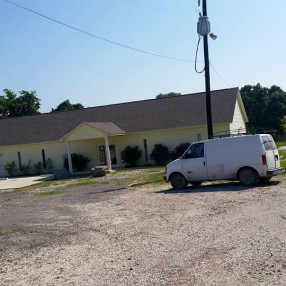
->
[0, 0, 285, 113]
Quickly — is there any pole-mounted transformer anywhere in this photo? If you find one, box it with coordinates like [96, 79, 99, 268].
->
[197, 15, 210, 36]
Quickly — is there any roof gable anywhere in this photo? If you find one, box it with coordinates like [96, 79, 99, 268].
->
[62, 122, 127, 141]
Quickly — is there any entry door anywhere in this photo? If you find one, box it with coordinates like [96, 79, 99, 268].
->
[98, 145, 117, 166]
[182, 143, 208, 182]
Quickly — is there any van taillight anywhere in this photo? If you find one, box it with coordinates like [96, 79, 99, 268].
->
[262, 155, 267, 165]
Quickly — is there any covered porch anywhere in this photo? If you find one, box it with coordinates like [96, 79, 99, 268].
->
[62, 122, 126, 174]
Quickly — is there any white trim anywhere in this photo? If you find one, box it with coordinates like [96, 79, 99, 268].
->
[65, 141, 73, 173]
[104, 136, 112, 171]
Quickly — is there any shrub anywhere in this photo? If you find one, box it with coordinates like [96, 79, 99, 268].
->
[64, 153, 90, 172]
[45, 158, 54, 173]
[21, 160, 32, 175]
[150, 144, 170, 165]
[120, 145, 142, 167]
[171, 143, 190, 160]
[34, 162, 44, 175]
[4, 161, 18, 176]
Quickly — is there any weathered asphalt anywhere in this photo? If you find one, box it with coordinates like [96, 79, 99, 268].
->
[0, 174, 53, 190]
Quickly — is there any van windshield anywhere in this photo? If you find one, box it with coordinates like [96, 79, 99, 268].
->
[261, 135, 277, 151]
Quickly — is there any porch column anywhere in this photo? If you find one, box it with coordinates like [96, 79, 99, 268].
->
[65, 141, 73, 173]
[104, 135, 112, 171]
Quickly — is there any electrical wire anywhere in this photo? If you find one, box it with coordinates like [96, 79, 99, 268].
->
[195, 36, 231, 86]
[1, 0, 193, 62]
[195, 36, 205, 73]
[209, 61, 231, 87]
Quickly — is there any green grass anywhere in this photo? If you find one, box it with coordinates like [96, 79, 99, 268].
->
[279, 150, 286, 168]
[127, 172, 165, 187]
[18, 180, 59, 192]
[276, 141, 286, 147]
[114, 168, 165, 187]
[68, 180, 110, 188]
[0, 226, 4, 235]
[36, 190, 66, 197]
[17, 175, 97, 192]
[13, 167, 166, 194]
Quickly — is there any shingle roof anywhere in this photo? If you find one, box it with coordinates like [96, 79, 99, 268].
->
[0, 88, 239, 146]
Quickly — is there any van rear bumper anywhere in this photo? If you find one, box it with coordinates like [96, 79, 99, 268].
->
[267, 167, 285, 176]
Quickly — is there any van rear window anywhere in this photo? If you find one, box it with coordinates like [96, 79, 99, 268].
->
[261, 136, 277, 151]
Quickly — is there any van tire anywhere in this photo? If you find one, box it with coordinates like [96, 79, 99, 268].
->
[170, 173, 188, 190]
[238, 168, 259, 186]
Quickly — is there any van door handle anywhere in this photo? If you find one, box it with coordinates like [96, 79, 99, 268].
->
[203, 161, 205, 166]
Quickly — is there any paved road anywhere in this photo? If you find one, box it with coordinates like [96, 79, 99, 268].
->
[0, 174, 53, 190]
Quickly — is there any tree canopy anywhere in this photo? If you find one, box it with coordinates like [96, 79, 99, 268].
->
[240, 84, 286, 139]
[156, 92, 181, 99]
[0, 89, 41, 118]
[51, 100, 84, 112]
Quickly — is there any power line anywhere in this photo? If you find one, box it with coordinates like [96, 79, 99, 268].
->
[2, 0, 193, 62]
[209, 61, 231, 87]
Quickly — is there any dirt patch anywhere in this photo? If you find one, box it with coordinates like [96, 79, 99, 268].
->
[0, 178, 286, 285]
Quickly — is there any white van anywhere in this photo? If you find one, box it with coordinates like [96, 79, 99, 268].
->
[164, 134, 284, 189]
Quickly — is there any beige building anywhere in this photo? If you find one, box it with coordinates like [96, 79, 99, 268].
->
[0, 88, 248, 177]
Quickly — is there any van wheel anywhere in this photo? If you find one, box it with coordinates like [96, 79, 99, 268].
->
[170, 173, 188, 190]
[191, 181, 202, 187]
[238, 168, 259, 186]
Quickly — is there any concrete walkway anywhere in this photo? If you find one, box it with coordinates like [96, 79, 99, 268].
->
[0, 174, 53, 190]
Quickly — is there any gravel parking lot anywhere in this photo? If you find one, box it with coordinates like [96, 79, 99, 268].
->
[0, 175, 286, 286]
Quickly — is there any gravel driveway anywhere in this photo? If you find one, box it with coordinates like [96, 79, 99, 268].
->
[0, 177, 286, 286]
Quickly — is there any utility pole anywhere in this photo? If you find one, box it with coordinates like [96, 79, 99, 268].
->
[202, 0, 213, 139]
[198, 0, 214, 139]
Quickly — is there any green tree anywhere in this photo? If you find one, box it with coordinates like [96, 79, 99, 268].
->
[0, 89, 40, 118]
[156, 92, 181, 99]
[240, 84, 286, 138]
[51, 100, 84, 112]
[16, 90, 41, 116]
[0, 89, 17, 117]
